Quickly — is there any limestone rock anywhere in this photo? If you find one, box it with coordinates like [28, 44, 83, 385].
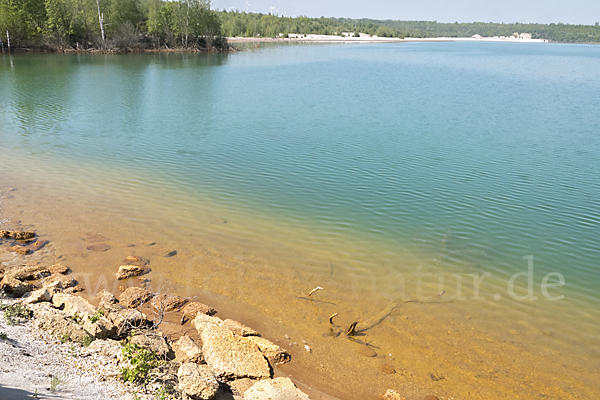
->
[243, 378, 309, 400]
[21, 288, 51, 304]
[7, 245, 30, 255]
[0, 276, 34, 297]
[0, 230, 35, 240]
[4, 265, 50, 281]
[243, 336, 291, 366]
[381, 389, 403, 400]
[87, 243, 111, 252]
[82, 338, 123, 361]
[177, 363, 219, 400]
[31, 303, 90, 343]
[223, 319, 259, 337]
[119, 287, 153, 308]
[52, 293, 96, 319]
[116, 264, 144, 280]
[198, 322, 270, 381]
[193, 313, 224, 332]
[97, 290, 119, 308]
[82, 316, 117, 339]
[151, 294, 188, 312]
[49, 263, 70, 275]
[100, 299, 147, 336]
[182, 302, 217, 319]
[173, 335, 204, 364]
[28, 239, 49, 252]
[229, 379, 258, 398]
[130, 332, 172, 358]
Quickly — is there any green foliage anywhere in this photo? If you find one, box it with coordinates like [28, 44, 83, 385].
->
[0, 332, 7, 340]
[60, 332, 71, 343]
[88, 309, 104, 323]
[155, 385, 169, 400]
[50, 375, 65, 392]
[120, 342, 158, 384]
[81, 334, 95, 347]
[2, 302, 31, 326]
[0, 0, 225, 49]
[70, 313, 82, 324]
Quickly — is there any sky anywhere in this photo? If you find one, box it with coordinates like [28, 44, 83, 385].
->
[211, 0, 600, 25]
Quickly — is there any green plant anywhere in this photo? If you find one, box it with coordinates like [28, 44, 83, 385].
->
[33, 389, 38, 397]
[155, 385, 169, 400]
[0, 332, 7, 340]
[81, 334, 95, 347]
[50, 375, 65, 392]
[3, 302, 31, 325]
[120, 343, 158, 384]
[70, 313, 82, 324]
[132, 392, 141, 400]
[60, 333, 71, 343]
[88, 309, 105, 323]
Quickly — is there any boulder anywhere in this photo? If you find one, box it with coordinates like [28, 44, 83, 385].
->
[381, 389, 404, 400]
[177, 363, 219, 400]
[229, 379, 258, 398]
[0, 276, 34, 297]
[182, 302, 217, 319]
[193, 314, 224, 332]
[116, 265, 144, 280]
[197, 321, 270, 381]
[7, 246, 30, 255]
[28, 239, 49, 252]
[97, 290, 119, 308]
[4, 265, 50, 281]
[242, 336, 291, 366]
[119, 287, 153, 308]
[21, 288, 51, 304]
[173, 335, 204, 364]
[0, 230, 35, 240]
[48, 263, 70, 275]
[130, 332, 172, 358]
[243, 378, 310, 400]
[31, 303, 90, 344]
[223, 319, 259, 337]
[52, 293, 96, 319]
[82, 315, 117, 339]
[151, 294, 188, 312]
[42, 275, 76, 290]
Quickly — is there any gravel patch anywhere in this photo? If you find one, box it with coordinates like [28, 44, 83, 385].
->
[0, 301, 138, 400]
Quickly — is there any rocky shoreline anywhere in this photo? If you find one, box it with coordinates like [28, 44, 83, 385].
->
[0, 229, 409, 400]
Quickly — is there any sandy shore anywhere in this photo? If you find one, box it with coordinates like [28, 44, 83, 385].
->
[228, 34, 548, 44]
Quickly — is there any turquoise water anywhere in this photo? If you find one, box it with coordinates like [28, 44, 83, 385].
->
[1, 43, 600, 398]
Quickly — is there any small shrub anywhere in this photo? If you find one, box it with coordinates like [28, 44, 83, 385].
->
[81, 334, 95, 347]
[60, 333, 71, 343]
[0, 332, 7, 340]
[3, 302, 32, 325]
[155, 385, 169, 400]
[88, 309, 104, 323]
[50, 375, 66, 392]
[120, 343, 158, 384]
[70, 313, 82, 324]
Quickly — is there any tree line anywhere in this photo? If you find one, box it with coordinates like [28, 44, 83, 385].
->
[217, 11, 600, 43]
[0, 0, 227, 51]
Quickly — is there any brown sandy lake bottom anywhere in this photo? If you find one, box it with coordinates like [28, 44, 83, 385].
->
[1, 152, 599, 400]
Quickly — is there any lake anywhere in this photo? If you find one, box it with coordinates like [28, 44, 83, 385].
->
[1, 42, 599, 399]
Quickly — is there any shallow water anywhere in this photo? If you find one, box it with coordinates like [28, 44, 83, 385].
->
[1, 42, 599, 399]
